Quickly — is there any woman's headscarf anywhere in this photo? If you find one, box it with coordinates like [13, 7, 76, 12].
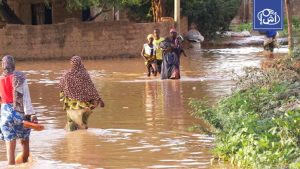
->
[59, 56, 101, 102]
[2, 55, 15, 76]
[2, 55, 26, 113]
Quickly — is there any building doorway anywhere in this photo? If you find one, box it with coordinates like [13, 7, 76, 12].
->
[31, 3, 52, 25]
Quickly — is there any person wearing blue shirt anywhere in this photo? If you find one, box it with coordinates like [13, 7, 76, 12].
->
[263, 30, 279, 56]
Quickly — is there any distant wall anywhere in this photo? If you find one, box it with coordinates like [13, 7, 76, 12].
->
[0, 19, 188, 60]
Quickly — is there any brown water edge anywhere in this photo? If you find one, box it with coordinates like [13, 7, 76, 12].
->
[0, 47, 286, 168]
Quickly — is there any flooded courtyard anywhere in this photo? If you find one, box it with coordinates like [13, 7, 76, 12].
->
[0, 46, 287, 168]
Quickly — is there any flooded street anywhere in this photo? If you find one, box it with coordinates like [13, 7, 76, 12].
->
[0, 46, 286, 168]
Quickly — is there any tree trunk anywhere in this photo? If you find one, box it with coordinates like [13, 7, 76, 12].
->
[88, 3, 111, 21]
[285, 0, 294, 52]
[152, 0, 163, 22]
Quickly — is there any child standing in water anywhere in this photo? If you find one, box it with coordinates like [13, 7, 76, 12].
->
[0, 55, 37, 165]
[141, 34, 158, 77]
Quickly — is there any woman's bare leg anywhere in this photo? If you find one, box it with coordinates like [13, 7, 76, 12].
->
[21, 139, 30, 163]
[6, 140, 16, 165]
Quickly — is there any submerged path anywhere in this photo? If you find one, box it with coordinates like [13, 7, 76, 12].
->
[0, 46, 287, 168]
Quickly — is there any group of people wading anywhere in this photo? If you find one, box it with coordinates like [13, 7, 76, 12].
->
[0, 55, 104, 165]
[141, 28, 186, 79]
[0, 28, 186, 166]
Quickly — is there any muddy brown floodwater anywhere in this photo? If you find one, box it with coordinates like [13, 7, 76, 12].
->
[0, 46, 287, 168]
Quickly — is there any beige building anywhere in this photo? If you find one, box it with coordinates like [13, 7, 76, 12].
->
[3, 0, 122, 25]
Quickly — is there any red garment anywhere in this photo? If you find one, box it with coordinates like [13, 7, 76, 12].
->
[0, 75, 14, 103]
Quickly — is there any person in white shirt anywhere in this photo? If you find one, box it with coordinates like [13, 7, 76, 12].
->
[141, 34, 158, 77]
[0, 55, 37, 165]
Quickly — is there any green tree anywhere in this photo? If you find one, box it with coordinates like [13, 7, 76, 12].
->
[182, 0, 240, 39]
[56, 0, 143, 21]
[125, 0, 241, 39]
[126, 1, 152, 22]
[63, 0, 142, 10]
[126, 0, 172, 22]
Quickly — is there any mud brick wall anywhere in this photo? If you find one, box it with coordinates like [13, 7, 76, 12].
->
[0, 20, 188, 60]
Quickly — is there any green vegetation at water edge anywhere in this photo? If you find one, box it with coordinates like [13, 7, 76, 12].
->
[232, 22, 253, 32]
[280, 16, 300, 37]
[231, 16, 300, 37]
[190, 53, 300, 168]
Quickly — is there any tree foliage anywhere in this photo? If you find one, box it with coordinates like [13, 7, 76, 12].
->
[182, 0, 240, 39]
[127, 0, 241, 39]
[126, 1, 152, 22]
[63, 0, 142, 10]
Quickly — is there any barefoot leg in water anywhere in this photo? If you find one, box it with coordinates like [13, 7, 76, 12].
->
[6, 140, 16, 165]
[66, 109, 93, 131]
[21, 139, 30, 163]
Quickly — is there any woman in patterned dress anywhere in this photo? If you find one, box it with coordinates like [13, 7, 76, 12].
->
[59, 56, 104, 131]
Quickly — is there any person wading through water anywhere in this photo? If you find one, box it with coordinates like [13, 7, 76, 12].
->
[160, 41, 181, 79]
[0, 55, 37, 165]
[59, 56, 104, 131]
[263, 30, 279, 58]
[153, 28, 165, 74]
[141, 34, 158, 77]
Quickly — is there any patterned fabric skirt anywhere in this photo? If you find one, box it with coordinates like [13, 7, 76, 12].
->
[60, 92, 93, 131]
[66, 109, 93, 131]
[161, 52, 180, 80]
[60, 92, 93, 110]
[0, 104, 31, 141]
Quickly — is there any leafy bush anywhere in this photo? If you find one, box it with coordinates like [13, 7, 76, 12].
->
[126, 1, 152, 22]
[182, 0, 240, 39]
[190, 57, 300, 168]
[280, 16, 300, 37]
[126, 0, 241, 39]
[232, 22, 252, 32]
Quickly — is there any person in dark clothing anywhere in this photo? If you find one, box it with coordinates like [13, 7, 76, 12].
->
[165, 28, 187, 58]
[263, 30, 278, 57]
[160, 41, 180, 80]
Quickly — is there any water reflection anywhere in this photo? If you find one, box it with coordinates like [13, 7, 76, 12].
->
[144, 80, 162, 129]
[161, 80, 185, 131]
[0, 46, 285, 168]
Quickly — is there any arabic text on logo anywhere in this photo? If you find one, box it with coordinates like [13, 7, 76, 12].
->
[257, 9, 280, 26]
